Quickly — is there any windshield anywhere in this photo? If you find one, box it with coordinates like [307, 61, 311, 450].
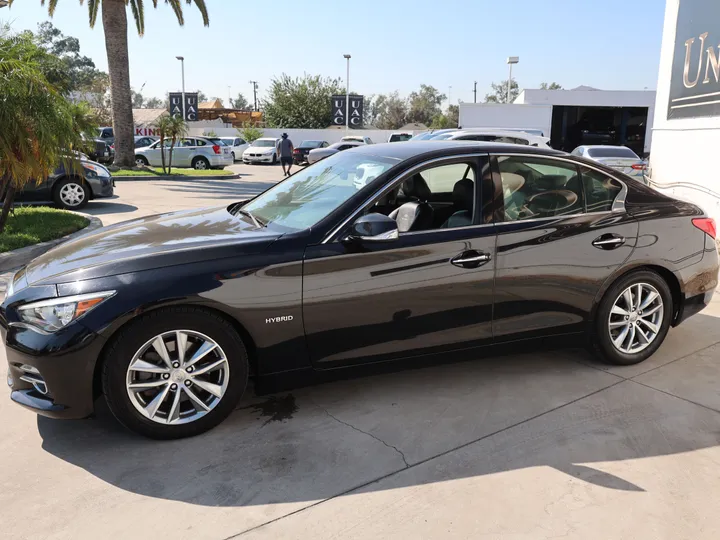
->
[587, 147, 639, 159]
[252, 140, 276, 147]
[238, 152, 397, 231]
[300, 140, 324, 148]
[389, 134, 412, 142]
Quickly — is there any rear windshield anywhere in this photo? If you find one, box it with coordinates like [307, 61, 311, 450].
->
[300, 141, 324, 148]
[587, 147, 638, 159]
[206, 138, 226, 145]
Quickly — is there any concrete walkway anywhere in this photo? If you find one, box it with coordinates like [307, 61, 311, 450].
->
[1, 294, 719, 539]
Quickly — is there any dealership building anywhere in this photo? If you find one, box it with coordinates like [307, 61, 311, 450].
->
[647, 0, 720, 224]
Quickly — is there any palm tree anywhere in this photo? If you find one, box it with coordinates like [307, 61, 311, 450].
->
[165, 115, 187, 174]
[0, 26, 85, 233]
[31, 0, 209, 168]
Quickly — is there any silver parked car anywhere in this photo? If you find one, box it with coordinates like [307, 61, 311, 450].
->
[307, 140, 364, 164]
[134, 136, 158, 148]
[135, 136, 233, 170]
[430, 129, 551, 148]
[571, 145, 646, 180]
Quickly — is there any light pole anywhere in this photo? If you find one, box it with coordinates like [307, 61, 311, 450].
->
[473, 81, 477, 103]
[506, 56, 519, 103]
[176, 56, 186, 119]
[343, 54, 351, 132]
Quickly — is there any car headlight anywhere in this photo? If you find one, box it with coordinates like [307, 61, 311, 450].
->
[17, 291, 115, 333]
[83, 163, 111, 178]
[5, 271, 16, 299]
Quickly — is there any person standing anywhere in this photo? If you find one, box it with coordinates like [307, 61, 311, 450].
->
[279, 133, 294, 176]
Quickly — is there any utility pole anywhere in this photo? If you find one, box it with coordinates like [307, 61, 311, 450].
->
[473, 81, 477, 103]
[249, 80, 259, 111]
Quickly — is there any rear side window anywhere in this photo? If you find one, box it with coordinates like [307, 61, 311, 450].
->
[195, 139, 207, 146]
[497, 156, 583, 222]
[581, 167, 622, 213]
[419, 163, 475, 193]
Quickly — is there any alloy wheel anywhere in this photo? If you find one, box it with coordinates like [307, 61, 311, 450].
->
[608, 282, 664, 354]
[59, 183, 85, 207]
[125, 330, 230, 425]
[194, 159, 208, 170]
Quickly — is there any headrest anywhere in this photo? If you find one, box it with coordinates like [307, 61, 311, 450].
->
[452, 179, 474, 211]
[401, 174, 432, 200]
[536, 174, 568, 190]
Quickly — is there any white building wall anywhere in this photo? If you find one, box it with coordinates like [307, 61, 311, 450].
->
[458, 103, 553, 136]
[649, 0, 720, 223]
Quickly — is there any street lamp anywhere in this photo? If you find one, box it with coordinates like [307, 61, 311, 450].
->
[176, 56, 185, 119]
[506, 56, 519, 103]
[343, 54, 351, 132]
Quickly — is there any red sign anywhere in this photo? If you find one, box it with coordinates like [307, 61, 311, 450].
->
[135, 127, 159, 136]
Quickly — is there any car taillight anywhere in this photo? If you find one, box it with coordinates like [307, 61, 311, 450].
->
[631, 163, 646, 170]
[293, 148, 300, 154]
[692, 218, 716, 239]
[212, 145, 221, 154]
[110, 145, 114, 150]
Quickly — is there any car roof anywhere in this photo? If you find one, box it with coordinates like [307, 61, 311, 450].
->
[579, 145, 631, 149]
[255, 137, 279, 141]
[348, 140, 564, 160]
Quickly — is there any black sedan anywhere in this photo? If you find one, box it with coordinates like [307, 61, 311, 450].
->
[14, 158, 114, 210]
[293, 140, 329, 164]
[2, 142, 717, 439]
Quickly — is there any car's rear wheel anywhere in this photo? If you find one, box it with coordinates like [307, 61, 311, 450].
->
[53, 178, 90, 210]
[135, 156, 149, 166]
[193, 157, 210, 170]
[102, 307, 249, 439]
[231, 152, 236, 161]
[593, 270, 673, 365]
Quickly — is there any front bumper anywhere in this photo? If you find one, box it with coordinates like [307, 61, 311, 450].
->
[2, 321, 105, 419]
[87, 176, 114, 198]
[243, 153, 275, 163]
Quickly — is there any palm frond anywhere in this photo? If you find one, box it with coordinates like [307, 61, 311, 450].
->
[166, 0, 185, 26]
[129, 0, 145, 35]
[190, 0, 210, 26]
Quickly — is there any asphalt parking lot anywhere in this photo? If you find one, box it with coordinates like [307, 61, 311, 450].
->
[3, 163, 720, 539]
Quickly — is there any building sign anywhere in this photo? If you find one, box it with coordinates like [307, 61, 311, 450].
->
[331, 95, 364, 128]
[135, 127, 159, 136]
[668, 1, 720, 119]
[168, 92, 199, 121]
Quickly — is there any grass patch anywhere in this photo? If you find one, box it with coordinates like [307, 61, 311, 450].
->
[112, 167, 233, 177]
[0, 206, 89, 253]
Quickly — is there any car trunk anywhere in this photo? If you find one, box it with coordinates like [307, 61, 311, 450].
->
[593, 157, 645, 175]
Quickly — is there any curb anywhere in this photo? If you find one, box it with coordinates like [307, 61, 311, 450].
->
[113, 172, 241, 182]
[0, 211, 104, 275]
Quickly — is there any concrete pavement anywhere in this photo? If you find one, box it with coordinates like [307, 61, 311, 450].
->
[3, 164, 720, 539]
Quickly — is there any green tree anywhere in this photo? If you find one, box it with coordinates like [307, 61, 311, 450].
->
[429, 104, 459, 129]
[30, 0, 210, 168]
[153, 115, 186, 174]
[375, 92, 408, 130]
[230, 92, 248, 109]
[131, 89, 144, 108]
[197, 90, 208, 103]
[145, 97, 163, 108]
[484, 79, 519, 103]
[0, 26, 86, 232]
[540, 82, 562, 90]
[238, 123, 263, 143]
[407, 84, 446, 125]
[263, 74, 343, 128]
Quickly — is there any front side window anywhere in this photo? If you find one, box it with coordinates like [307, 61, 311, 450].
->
[497, 156, 583, 222]
[238, 152, 397, 231]
[581, 167, 622, 213]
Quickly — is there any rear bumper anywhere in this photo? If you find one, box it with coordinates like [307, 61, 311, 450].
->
[674, 235, 719, 326]
[209, 155, 233, 167]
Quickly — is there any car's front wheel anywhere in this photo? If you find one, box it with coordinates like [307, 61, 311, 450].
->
[53, 178, 90, 210]
[271, 153, 277, 165]
[135, 156, 149, 166]
[593, 270, 673, 365]
[102, 307, 249, 439]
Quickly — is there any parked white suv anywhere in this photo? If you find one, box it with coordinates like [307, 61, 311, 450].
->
[135, 136, 233, 170]
[242, 138, 280, 164]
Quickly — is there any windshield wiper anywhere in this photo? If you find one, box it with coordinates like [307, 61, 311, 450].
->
[236, 208, 265, 228]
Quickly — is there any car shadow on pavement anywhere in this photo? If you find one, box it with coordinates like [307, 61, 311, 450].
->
[82, 201, 139, 216]
[158, 179, 278, 199]
[36, 317, 720, 509]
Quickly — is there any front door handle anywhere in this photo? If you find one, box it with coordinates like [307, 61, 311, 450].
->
[592, 233, 626, 250]
[451, 250, 492, 269]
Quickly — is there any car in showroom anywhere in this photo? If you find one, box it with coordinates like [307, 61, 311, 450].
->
[134, 136, 233, 170]
[219, 136, 249, 162]
[242, 137, 281, 164]
[2, 141, 717, 439]
[571, 145, 647, 180]
[11, 158, 114, 210]
[307, 140, 364, 164]
[292, 140, 329, 165]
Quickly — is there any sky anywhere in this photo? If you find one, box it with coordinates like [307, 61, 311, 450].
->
[2, 0, 666, 106]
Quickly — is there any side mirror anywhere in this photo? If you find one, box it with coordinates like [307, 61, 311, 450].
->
[347, 213, 399, 242]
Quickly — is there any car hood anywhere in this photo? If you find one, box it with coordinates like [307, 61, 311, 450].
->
[246, 147, 274, 153]
[25, 206, 282, 285]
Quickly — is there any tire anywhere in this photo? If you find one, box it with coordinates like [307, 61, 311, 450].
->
[193, 157, 210, 170]
[231, 152, 236, 162]
[592, 270, 673, 365]
[53, 178, 90, 210]
[135, 156, 149, 166]
[102, 307, 249, 439]
[271, 153, 277, 165]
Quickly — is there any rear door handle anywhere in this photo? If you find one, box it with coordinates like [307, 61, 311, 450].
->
[451, 250, 492, 269]
[592, 234, 626, 250]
